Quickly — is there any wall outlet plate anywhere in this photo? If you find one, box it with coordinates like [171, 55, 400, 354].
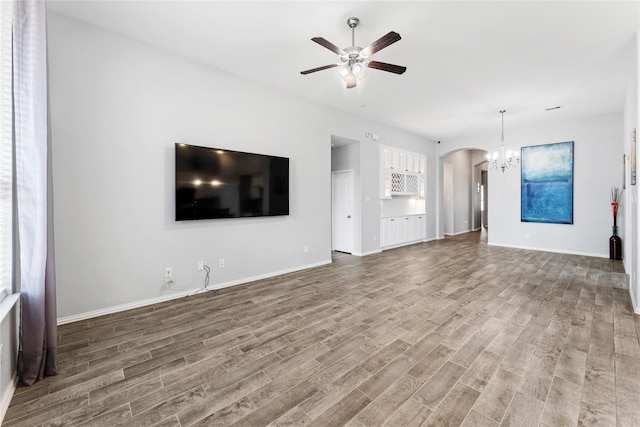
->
[165, 267, 172, 278]
[197, 261, 204, 271]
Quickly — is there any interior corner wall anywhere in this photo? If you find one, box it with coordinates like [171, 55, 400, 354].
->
[358, 138, 384, 255]
[438, 112, 623, 257]
[442, 150, 473, 235]
[625, 31, 639, 312]
[47, 13, 436, 320]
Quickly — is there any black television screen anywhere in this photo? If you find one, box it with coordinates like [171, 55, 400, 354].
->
[175, 143, 289, 221]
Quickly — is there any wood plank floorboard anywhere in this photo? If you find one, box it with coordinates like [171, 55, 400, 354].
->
[6, 230, 634, 426]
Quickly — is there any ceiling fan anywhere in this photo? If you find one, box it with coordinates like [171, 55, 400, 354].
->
[301, 17, 407, 89]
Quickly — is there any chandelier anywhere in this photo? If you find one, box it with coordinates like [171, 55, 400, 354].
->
[488, 110, 519, 172]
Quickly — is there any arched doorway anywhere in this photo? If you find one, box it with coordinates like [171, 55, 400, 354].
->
[439, 149, 488, 237]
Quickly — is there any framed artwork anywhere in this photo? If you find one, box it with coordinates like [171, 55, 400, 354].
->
[521, 141, 574, 224]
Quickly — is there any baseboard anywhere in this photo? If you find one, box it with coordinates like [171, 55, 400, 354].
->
[57, 259, 332, 325]
[630, 288, 640, 315]
[0, 374, 17, 424]
[444, 230, 476, 237]
[352, 249, 382, 257]
[381, 238, 428, 251]
[487, 242, 609, 259]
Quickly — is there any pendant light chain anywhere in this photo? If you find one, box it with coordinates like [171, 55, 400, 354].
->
[501, 110, 505, 146]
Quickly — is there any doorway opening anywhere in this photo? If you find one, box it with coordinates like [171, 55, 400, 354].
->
[330, 135, 358, 256]
[439, 150, 488, 238]
[331, 170, 354, 254]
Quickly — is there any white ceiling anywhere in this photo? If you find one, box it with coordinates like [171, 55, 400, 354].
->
[47, 1, 639, 141]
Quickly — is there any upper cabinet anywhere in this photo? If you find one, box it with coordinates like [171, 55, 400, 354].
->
[380, 146, 426, 199]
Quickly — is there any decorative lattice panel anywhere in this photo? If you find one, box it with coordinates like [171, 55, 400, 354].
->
[391, 173, 404, 193]
[405, 175, 419, 194]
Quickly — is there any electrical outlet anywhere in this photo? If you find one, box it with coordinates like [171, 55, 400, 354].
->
[165, 267, 172, 278]
[197, 261, 204, 271]
[304, 246, 309, 253]
[219, 259, 225, 268]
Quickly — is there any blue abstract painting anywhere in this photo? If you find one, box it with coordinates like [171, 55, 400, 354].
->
[521, 141, 574, 224]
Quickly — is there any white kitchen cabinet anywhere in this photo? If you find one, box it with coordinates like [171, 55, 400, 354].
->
[382, 171, 392, 198]
[381, 215, 427, 248]
[380, 145, 426, 198]
[416, 215, 426, 239]
[381, 217, 400, 247]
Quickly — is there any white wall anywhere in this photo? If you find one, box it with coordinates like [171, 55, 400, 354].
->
[441, 150, 473, 235]
[48, 13, 435, 320]
[624, 32, 639, 311]
[439, 112, 623, 257]
[47, 14, 328, 319]
[453, 150, 473, 234]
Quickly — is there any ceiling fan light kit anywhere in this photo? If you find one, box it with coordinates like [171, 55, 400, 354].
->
[301, 17, 406, 89]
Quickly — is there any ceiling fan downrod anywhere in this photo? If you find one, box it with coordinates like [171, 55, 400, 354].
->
[347, 17, 359, 47]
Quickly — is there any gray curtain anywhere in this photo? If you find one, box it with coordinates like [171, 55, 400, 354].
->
[14, 0, 57, 386]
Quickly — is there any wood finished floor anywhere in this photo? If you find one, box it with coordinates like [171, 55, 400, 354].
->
[6, 230, 635, 426]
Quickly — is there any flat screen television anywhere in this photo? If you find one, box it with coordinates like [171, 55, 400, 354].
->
[175, 143, 289, 221]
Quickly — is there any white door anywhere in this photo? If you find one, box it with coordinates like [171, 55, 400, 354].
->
[332, 170, 354, 253]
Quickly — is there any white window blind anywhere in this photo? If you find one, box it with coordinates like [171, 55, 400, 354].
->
[0, 0, 14, 298]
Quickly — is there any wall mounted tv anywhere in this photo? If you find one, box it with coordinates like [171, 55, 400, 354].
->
[175, 143, 289, 221]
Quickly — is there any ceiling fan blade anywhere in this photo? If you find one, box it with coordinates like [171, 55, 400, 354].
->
[361, 31, 402, 56]
[367, 61, 407, 74]
[300, 64, 339, 75]
[311, 37, 345, 55]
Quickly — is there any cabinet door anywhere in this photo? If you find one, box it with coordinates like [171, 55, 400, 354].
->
[399, 217, 412, 242]
[405, 174, 419, 196]
[391, 151, 400, 169]
[399, 152, 408, 171]
[417, 215, 426, 239]
[391, 172, 405, 194]
[405, 155, 414, 172]
[381, 172, 392, 198]
[409, 216, 419, 241]
[382, 218, 399, 246]
[410, 155, 420, 173]
[383, 150, 393, 169]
